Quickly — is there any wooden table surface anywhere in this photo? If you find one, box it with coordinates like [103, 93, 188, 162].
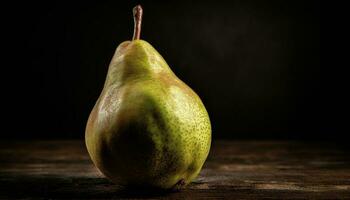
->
[0, 140, 349, 199]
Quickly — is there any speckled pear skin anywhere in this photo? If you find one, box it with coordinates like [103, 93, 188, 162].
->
[85, 40, 211, 190]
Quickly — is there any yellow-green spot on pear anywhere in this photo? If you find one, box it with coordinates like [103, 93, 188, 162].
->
[85, 5, 211, 190]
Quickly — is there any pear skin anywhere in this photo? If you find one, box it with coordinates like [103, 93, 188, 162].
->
[85, 5, 211, 190]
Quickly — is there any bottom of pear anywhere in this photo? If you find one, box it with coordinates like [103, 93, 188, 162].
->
[172, 179, 186, 191]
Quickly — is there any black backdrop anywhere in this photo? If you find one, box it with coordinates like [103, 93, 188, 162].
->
[3, 1, 328, 140]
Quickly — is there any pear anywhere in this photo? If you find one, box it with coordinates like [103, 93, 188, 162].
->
[85, 5, 211, 190]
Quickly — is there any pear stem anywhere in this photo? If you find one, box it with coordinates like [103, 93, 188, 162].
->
[132, 5, 143, 40]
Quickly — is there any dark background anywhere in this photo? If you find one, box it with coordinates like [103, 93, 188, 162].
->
[2, 1, 329, 140]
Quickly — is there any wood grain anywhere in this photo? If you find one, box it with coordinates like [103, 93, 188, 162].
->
[0, 140, 349, 199]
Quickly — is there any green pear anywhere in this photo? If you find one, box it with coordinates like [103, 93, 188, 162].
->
[85, 5, 211, 190]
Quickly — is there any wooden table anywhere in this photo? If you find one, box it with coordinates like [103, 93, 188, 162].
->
[1, 140, 349, 199]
